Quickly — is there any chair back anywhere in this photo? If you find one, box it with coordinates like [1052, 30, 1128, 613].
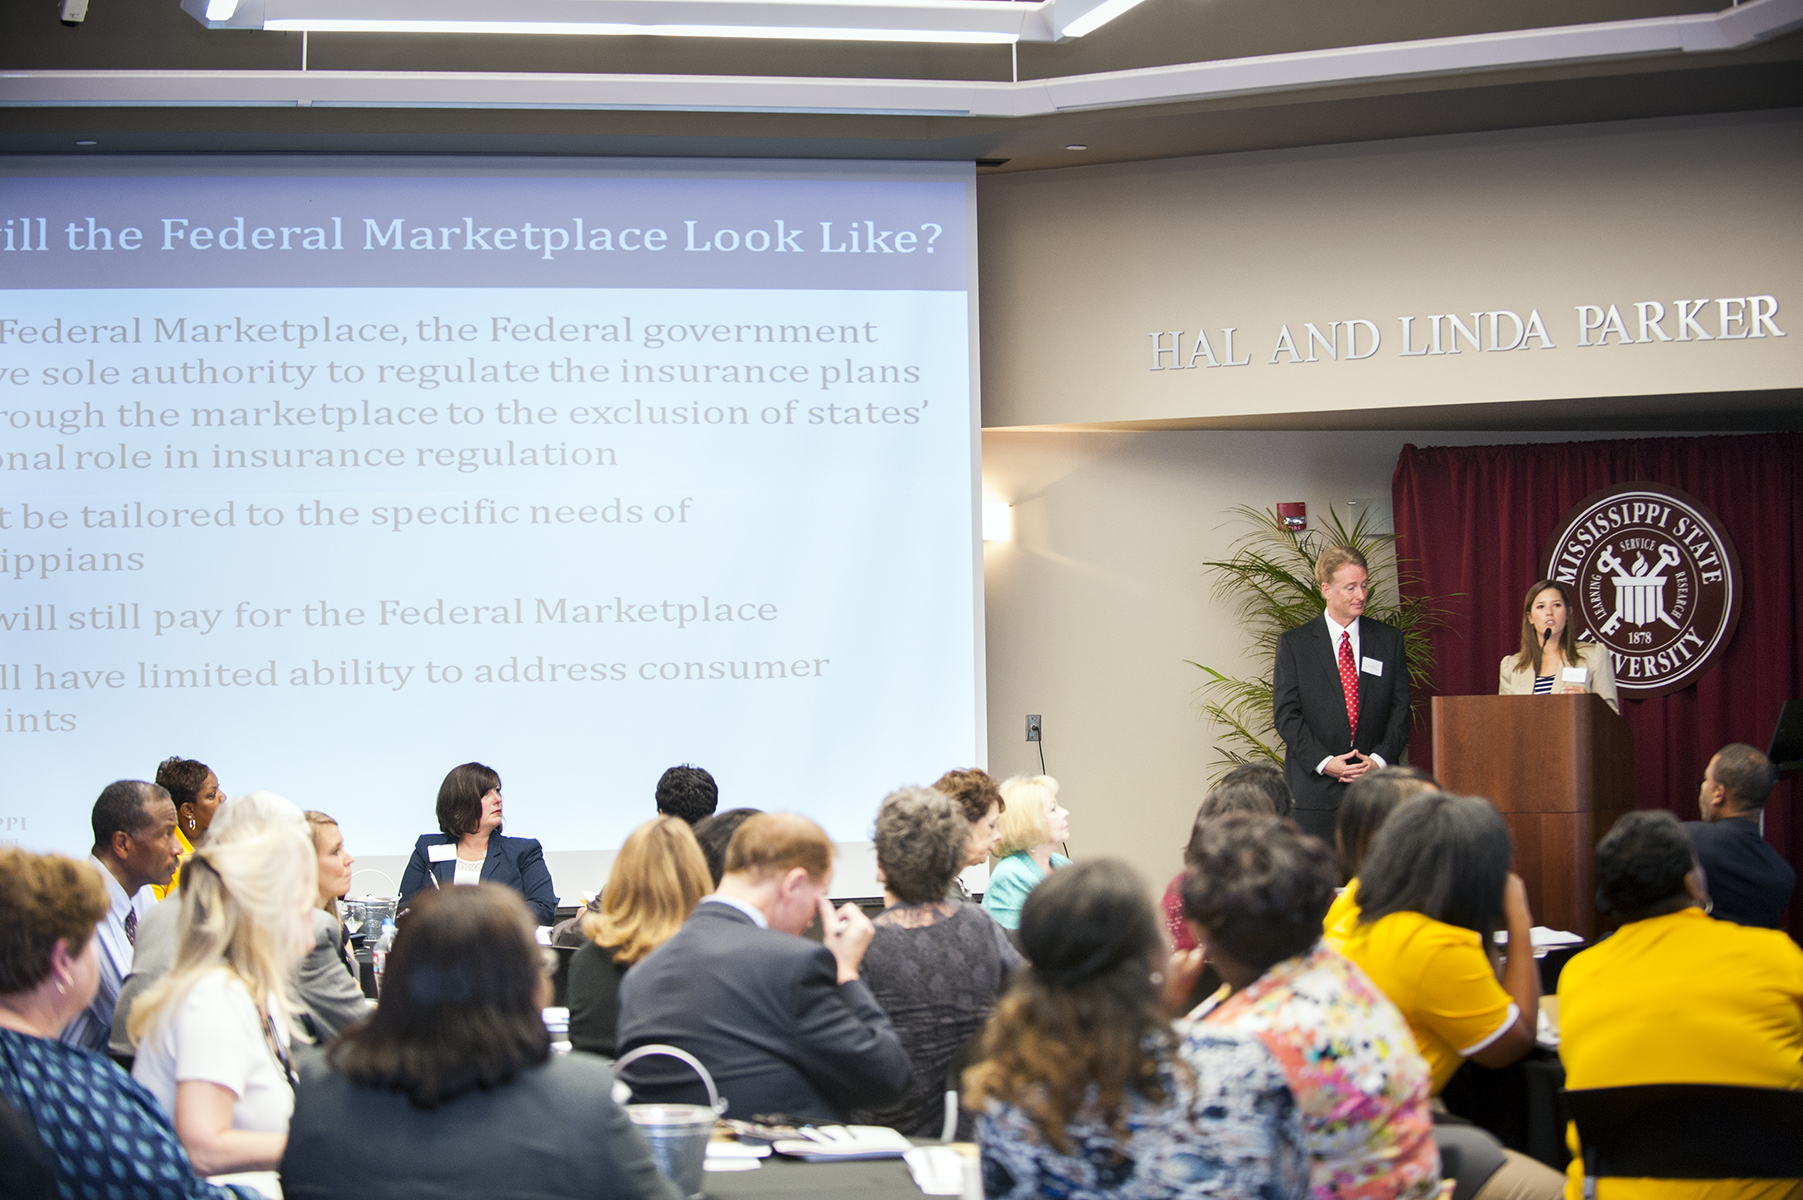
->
[1563, 1084, 1803, 1180]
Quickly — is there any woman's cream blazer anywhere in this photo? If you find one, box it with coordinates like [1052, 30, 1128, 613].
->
[1498, 639, 1619, 714]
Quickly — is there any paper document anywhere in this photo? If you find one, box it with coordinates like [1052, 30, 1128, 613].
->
[771, 1125, 914, 1161]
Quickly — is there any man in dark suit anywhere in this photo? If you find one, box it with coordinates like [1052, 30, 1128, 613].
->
[1273, 546, 1412, 843]
[614, 812, 911, 1123]
[1686, 743, 1794, 929]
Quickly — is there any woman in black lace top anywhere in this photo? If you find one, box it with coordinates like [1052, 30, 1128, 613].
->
[855, 787, 1023, 1138]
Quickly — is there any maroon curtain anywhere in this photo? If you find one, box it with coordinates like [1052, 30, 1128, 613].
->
[1392, 433, 1803, 935]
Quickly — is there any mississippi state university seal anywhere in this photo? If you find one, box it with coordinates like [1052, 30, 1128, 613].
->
[1541, 483, 1741, 698]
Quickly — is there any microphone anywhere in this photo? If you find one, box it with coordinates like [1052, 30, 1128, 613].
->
[1542, 626, 1554, 647]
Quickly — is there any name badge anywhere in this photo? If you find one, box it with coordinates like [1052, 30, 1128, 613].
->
[1560, 666, 1589, 685]
[426, 843, 458, 863]
[1360, 657, 1384, 677]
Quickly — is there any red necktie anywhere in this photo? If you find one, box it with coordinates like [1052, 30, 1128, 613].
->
[1338, 630, 1360, 737]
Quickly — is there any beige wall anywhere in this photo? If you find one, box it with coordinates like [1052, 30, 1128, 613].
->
[977, 427, 1710, 892]
[978, 111, 1802, 428]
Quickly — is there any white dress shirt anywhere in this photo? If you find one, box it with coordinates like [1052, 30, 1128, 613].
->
[60, 856, 157, 1052]
[1315, 614, 1387, 775]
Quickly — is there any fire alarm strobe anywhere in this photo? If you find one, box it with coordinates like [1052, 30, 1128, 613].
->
[1277, 502, 1307, 532]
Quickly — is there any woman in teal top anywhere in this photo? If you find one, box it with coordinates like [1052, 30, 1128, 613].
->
[980, 775, 1071, 929]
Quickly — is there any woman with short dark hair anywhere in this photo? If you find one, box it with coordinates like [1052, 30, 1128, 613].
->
[1559, 810, 1803, 1195]
[1181, 813, 1439, 1200]
[397, 763, 558, 926]
[281, 884, 678, 1200]
[0, 846, 254, 1200]
[1161, 770, 1288, 954]
[965, 858, 1306, 1199]
[151, 757, 223, 901]
[854, 787, 1021, 1138]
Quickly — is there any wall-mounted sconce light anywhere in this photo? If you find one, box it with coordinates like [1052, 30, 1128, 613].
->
[982, 500, 1012, 542]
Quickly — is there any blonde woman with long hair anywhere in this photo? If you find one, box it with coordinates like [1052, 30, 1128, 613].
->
[129, 793, 317, 1177]
[567, 817, 712, 1057]
[299, 811, 374, 1038]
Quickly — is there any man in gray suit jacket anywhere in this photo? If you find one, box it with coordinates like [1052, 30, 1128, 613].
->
[1273, 545, 1413, 843]
[614, 813, 911, 1123]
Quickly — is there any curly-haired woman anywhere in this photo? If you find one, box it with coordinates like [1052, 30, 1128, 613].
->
[964, 858, 1306, 1200]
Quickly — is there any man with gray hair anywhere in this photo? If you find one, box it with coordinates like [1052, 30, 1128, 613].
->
[1686, 743, 1793, 928]
[62, 780, 181, 1052]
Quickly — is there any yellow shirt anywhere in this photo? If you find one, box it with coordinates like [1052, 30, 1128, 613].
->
[148, 825, 194, 901]
[1557, 906, 1803, 1200]
[1322, 879, 1361, 951]
[1338, 909, 1516, 1094]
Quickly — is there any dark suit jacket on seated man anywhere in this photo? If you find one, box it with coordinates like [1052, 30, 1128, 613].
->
[1684, 743, 1795, 929]
[614, 812, 912, 1124]
[1273, 546, 1412, 843]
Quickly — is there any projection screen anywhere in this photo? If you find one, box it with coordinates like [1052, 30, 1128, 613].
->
[0, 157, 983, 899]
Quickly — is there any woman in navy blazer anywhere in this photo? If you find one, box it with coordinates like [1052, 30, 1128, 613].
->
[397, 762, 559, 926]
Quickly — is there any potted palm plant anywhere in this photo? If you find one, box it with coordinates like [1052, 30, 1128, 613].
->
[1188, 504, 1444, 775]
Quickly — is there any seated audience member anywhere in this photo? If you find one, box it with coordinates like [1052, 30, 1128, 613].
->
[691, 807, 763, 887]
[0, 847, 255, 1200]
[554, 798, 736, 949]
[130, 797, 317, 1176]
[1559, 811, 1803, 1197]
[1223, 760, 1294, 818]
[1339, 792, 1539, 1093]
[981, 775, 1071, 931]
[398, 763, 558, 926]
[115, 794, 351, 1061]
[568, 817, 712, 1058]
[614, 813, 910, 1123]
[1161, 771, 1288, 953]
[855, 787, 1022, 1138]
[1339, 793, 1564, 1200]
[932, 768, 1006, 900]
[63, 780, 183, 1053]
[153, 758, 225, 901]
[282, 885, 679, 1200]
[1685, 743, 1795, 929]
[1182, 813, 1439, 1200]
[655, 764, 719, 826]
[965, 859, 1307, 1200]
[1321, 767, 1438, 950]
[299, 812, 374, 1038]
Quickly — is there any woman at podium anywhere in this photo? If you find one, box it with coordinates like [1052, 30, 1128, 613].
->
[1498, 579, 1618, 714]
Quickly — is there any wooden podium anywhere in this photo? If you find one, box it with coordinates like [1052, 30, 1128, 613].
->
[1431, 693, 1635, 940]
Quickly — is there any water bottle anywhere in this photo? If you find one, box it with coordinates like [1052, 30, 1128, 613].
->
[371, 918, 396, 994]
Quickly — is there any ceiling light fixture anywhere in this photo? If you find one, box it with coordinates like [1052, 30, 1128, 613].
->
[1058, 0, 1145, 38]
[180, 0, 1149, 43]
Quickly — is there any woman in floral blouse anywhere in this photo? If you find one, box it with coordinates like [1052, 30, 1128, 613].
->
[964, 858, 1307, 1200]
[1179, 813, 1440, 1200]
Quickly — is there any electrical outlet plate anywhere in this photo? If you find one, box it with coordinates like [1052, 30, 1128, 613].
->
[1026, 714, 1041, 742]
